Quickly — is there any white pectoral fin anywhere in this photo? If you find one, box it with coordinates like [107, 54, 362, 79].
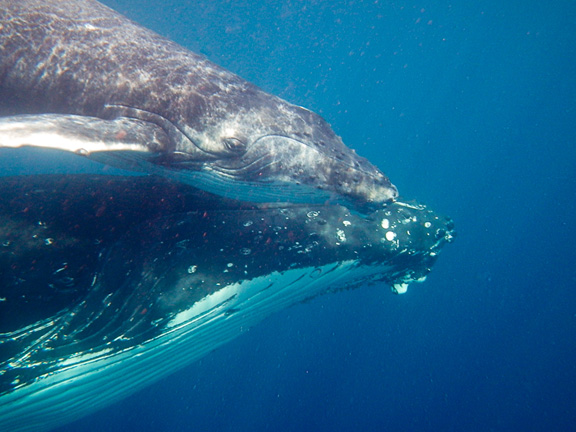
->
[0, 113, 169, 157]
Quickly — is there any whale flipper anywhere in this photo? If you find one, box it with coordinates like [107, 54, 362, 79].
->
[0, 114, 172, 168]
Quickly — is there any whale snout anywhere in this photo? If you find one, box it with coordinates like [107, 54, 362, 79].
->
[327, 161, 399, 206]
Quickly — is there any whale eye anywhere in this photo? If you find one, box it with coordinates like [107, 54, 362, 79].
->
[222, 137, 247, 154]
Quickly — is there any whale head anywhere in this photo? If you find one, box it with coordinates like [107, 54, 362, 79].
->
[153, 83, 399, 209]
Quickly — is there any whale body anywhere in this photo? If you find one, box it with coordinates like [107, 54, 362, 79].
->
[0, 174, 454, 432]
[0, 0, 398, 209]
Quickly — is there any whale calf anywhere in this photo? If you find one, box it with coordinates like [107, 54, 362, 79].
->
[0, 0, 398, 208]
[0, 174, 454, 432]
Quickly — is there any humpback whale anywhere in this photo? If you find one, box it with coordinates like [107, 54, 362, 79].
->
[0, 1, 456, 430]
[0, 174, 454, 432]
[0, 0, 398, 208]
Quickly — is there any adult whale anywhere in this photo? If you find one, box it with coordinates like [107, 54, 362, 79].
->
[0, 0, 397, 208]
[0, 174, 454, 432]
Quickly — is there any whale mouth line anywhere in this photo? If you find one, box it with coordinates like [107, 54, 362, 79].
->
[209, 154, 278, 178]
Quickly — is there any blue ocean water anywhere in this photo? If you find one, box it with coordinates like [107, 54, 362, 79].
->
[8, 0, 575, 431]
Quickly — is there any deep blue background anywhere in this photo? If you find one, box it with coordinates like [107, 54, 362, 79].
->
[11, 0, 575, 431]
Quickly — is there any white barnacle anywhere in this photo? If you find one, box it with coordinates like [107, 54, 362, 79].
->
[343, 220, 351, 226]
[187, 265, 198, 274]
[381, 218, 390, 229]
[336, 228, 346, 243]
[385, 231, 396, 241]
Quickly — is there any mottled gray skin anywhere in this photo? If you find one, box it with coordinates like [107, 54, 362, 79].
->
[0, 0, 398, 206]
